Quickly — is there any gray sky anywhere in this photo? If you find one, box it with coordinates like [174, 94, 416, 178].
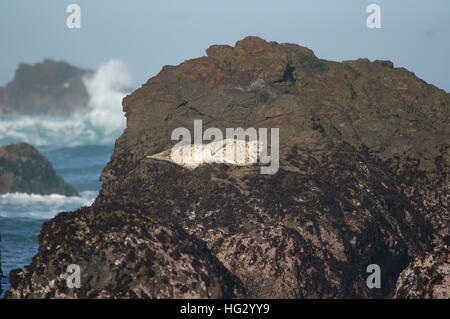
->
[1, 0, 449, 91]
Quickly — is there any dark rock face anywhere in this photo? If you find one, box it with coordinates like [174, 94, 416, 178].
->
[6, 205, 244, 299]
[6, 37, 449, 298]
[0, 60, 91, 116]
[395, 245, 450, 299]
[0, 233, 3, 295]
[95, 147, 436, 298]
[0, 143, 78, 196]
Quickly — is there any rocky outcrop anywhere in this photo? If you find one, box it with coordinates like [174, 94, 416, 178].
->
[0, 143, 78, 196]
[395, 245, 450, 299]
[0, 60, 91, 116]
[0, 87, 14, 114]
[6, 205, 244, 299]
[6, 37, 449, 298]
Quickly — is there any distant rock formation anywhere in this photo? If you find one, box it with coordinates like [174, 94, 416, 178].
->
[6, 37, 449, 299]
[0, 143, 78, 196]
[0, 87, 14, 114]
[0, 60, 91, 116]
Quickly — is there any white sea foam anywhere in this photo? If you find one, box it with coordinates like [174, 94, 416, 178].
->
[0, 191, 97, 219]
[0, 60, 132, 146]
[83, 59, 131, 137]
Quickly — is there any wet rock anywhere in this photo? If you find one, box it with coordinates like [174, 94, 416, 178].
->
[95, 146, 435, 298]
[5, 205, 244, 299]
[395, 245, 450, 299]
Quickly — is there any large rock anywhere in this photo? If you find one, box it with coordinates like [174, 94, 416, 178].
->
[0, 60, 91, 116]
[6, 37, 449, 298]
[6, 205, 244, 299]
[0, 143, 78, 196]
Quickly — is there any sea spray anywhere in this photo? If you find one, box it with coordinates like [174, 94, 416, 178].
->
[0, 60, 132, 146]
[0, 62, 129, 294]
[0, 190, 97, 295]
[83, 59, 131, 137]
[0, 191, 97, 219]
[0, 144, 112, 295]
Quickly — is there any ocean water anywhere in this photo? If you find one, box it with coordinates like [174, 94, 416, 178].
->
[0, 60, 131, 296]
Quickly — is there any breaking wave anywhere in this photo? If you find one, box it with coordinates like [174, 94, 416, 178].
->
[0, 60, 131, 146]
[0, 191, 97, 219]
